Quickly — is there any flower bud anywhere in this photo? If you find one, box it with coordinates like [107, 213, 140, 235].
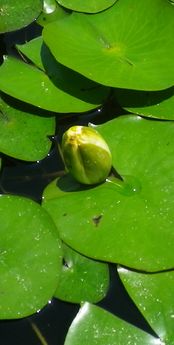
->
[61, 126, 112, 185]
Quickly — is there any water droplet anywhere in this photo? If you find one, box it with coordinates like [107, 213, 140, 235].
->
[106, 175, 141, 197]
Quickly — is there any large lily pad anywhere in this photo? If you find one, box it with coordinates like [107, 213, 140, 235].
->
[0, 40, 110, 113]
[64, 303, 162, 345]
[0, 194, 62, 319]
[0, 0, 42, 33]
[0, 93, 55, 161]
[43, 115, 174, 271]
[119, 267, 174, 345]
[43, 0, 174, 90]
[115, 87, 174, 120]
[54, 243, 109, 303]
[57, 0, 117, 13]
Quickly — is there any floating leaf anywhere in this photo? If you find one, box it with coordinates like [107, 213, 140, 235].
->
[0, 194, 62, 319]
[0, 93, 55, 161]
[43, 0, 174, 90]
[37, 1, 69, 27]
[115, 87, 174, 120]
[0, 0, 42, 33]
[43, 116, 174, 271]
[119, 267, 174, 345]
[64, 303, 162, 345]
[57, 0, 117, 13]
[0, 42, 110, 113]
[54, 243, 109, 303]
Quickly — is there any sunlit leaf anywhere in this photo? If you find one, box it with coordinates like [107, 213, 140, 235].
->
[0, 46, 110, 113]
[43, 116, 174, 271]
[119, 267, 174, 345]
[57, 0, 117, 13]
[0, 0, 42, 33]
[54, 243, 109, 303]
[43, 0, 174, 90]
[64, 303, 162, 345]
[0, 194, 62, 319]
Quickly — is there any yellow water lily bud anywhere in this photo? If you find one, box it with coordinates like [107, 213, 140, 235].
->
[61, 126, 112, 185]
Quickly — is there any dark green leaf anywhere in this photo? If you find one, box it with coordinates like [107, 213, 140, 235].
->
[0, 93, 55, 161]
[0, 0, 42, 33]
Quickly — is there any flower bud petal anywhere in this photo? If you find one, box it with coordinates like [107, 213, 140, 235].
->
[61, 126, 112, 185]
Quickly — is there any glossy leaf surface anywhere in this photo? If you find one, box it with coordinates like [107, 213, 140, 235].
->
[57, 0, 117, 13]
[0, 49, 109, 113]
[0, 195, 62, 319]
[54, 244, 109, 303]
[43, 0, 174, 90]
[119, 267, 174, 345]
[64, 303, 162, 345]
[0, 93, 55, 161]
[115, 87, 174, 120]
[43, 116, 174, 271]
[37, 1, 69, 27]
[0, 0, 42, 33]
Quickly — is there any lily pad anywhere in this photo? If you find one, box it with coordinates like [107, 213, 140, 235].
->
[119, 267, 174, 345]
[0, 194, 62, 319]
[43, 116, 174, 271]
[54, 243, 109, 303]
[0, 41, 110, 113]
[37, 1, 69, 27]
[0, 0, 42, 33]
[0, 93, 55, 161]
[57, 0, 117, 13]
[115, 87, 174, 120]
[43, 0, 174, 90]
[64, 303, 162, 345]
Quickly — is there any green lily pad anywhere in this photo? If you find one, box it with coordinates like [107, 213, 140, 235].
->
[0, 0, 42, 33]
[115, 87, 174, 120]
[37, 1, 69, 27]
[0, 93, 55, 161]
[57, 0, 117, 13]
[43, 0, 174, 90]
[54, 243, 109, 303]
[64, 303, 161, 345]
[43, 116, 174, 271]
[0, 194, 62, 319]
[0, 42, 110, 113]
[119, 267, 174, 345]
